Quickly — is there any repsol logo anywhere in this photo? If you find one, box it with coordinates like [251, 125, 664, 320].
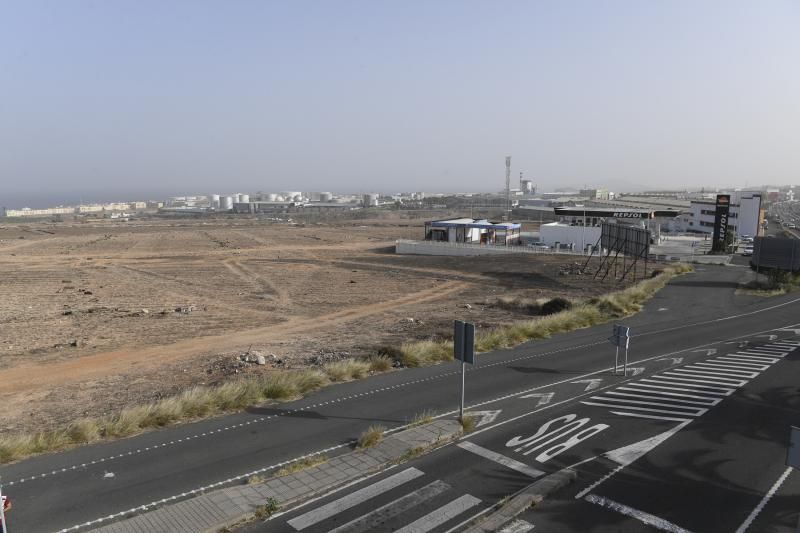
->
[719, 213, 728, 240]
[612, 212, 642, 218]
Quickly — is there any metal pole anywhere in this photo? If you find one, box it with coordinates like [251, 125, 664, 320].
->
[615, 345, 620, 374]
[0, 479, 7, 533]
[624, 339, 629, 376]
[460, 360, 465, 421]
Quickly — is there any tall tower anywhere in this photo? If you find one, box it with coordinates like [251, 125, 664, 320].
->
[505, 156, 511, 220]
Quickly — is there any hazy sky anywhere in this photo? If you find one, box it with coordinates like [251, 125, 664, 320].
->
[2, 1, 799, 207]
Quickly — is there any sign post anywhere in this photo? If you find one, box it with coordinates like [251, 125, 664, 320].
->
[454, 320, 476, 422]
[0, 477, 8, 533]
[609, 324, 631, 375]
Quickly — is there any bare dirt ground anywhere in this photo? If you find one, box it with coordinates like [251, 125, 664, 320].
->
[0, 214, 632, 434]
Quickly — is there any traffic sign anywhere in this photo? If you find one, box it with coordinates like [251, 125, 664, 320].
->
[454, 320, 475, 365]
[787, 426, 800, 469]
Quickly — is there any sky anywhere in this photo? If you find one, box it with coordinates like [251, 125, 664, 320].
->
[1, 1, 799, 207]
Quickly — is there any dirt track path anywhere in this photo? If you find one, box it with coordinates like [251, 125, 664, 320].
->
[0, 280, 467, 396]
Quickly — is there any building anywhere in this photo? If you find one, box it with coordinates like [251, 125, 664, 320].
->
[424, 218, 522, 246]
[674, 193, 764, 237]
[2, 206, 75, 218]
[579, 188, 610, 201]
[540, 206, 681, 251]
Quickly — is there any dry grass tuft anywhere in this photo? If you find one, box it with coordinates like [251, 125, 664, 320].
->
[356, 425, 385, 449]
[409, 410, 435, 427]
[324, 359, 371, 382]
[368, 354, 393, 372]
[275, 454, 329, 477]
[0, 369, 330, 465]
[460, 415, 477, 433]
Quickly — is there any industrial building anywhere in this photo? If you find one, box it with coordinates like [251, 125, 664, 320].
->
[671, 192, 764, 237]
[539, 207, 681, 251]
[424, 218, 522, 246]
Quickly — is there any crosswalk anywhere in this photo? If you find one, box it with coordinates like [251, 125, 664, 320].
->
[581, 340, 798, 421]
[285, 467, 484, 533]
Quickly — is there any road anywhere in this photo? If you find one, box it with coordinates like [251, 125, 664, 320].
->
[250, 273, 800, 533]
[2, 264, 798, 532]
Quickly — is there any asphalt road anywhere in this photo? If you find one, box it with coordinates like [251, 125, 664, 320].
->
[251, 271, 800, 533]
[2, 263, 798, 532]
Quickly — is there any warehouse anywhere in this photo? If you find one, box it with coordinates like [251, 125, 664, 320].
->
[424, 218, 522, 246]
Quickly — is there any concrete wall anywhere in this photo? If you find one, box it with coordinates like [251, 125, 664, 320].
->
[395, 239, 583, 257]
[540, 223, 601, 252]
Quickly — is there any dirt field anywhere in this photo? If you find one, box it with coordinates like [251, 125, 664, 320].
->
[0, 215, 631, 434]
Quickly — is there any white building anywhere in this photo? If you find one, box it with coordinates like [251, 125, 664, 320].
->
[674, 193, 764, 237]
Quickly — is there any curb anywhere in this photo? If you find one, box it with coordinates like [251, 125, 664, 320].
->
[462, 468, 576, 533]
[88, 420, 462, 533]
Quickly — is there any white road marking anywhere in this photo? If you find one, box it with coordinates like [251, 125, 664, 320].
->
[520, 392, 555, 407]
[619, 385, 721, 403]
[458, 441, 545, 478]
[628, 367, 646, 376]
[287, 467, 424, 531]
[102, 471, 115, 479]
[610, 411, 692, 422]
[724, 353, 778, 363]
[702, 359, 769, 370]
[576, 420, 692, 499]
[394, 494, 482, 533]
[327, 480, 451, 533]
[676, 367, 756, 379]
[661, 371, 747, 387]
[689, 364, 758, 377]
[735, 466, 793, 533]
[572, 379, 603, 391]
[582, 400, 706, 418]
[777, 327, 800, 335]
[497, 518, 535, 533]
[756, 334, 778, 341]
[584, 494, 692, 533]
[692, 348, 717, 356]
[606, 391, 718, 407]
[656, 357, 684, 365]
[466, 410, 503, 427]
[627, 381, 725, 398]
[644, 377, 736, 394]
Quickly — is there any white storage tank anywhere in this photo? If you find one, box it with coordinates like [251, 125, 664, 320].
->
[266, 193, 278, 201]
[219, 196, 234, 211]
[238, 193, 250, 203]
[210, 194, 220, 209]
[319, 192, 333, 202]
[363, 193, 379, 207]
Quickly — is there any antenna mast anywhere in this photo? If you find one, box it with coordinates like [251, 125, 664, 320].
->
[505, 156, 511, 220]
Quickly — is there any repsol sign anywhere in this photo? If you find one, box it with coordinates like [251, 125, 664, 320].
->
[612, 212, 643, 219]
[712, 194, 731, 252]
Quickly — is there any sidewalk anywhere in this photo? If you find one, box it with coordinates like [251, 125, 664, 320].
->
[89, 420, 462, 533]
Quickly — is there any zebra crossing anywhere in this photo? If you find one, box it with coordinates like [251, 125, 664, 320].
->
[284, 467, 484, 533]
[581, 340, 799, 421]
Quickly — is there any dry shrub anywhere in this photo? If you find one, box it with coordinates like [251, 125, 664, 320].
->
[357, 425, 385, 449]
[324, 360, 371, 382]
[276, 454, 328, 477]
[368, 355, 392, 372]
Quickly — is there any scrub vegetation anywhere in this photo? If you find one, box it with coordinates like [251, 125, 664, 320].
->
[0, 263, 691, 465]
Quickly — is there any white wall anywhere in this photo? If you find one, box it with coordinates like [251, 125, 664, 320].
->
[540, 223, 602, 251]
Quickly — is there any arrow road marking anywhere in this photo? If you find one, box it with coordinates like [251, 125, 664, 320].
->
[778, 328, 800, 335]
[628, 367, 645, 376]
[692, 348, 716, 356]
[756, 334, 778, 341]
[519, 392, 555, 407]
[466, 410, 502, 427]
[656, 357, 683, 365]
[572, 379, 603, 392]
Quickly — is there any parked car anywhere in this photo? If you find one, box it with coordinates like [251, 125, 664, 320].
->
[742, 246, 754, 256]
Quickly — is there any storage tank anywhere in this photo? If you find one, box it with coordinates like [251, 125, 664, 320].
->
[238, 193, 250, 203]
[219, 196, 234, 210]
[210, 194, 220, 209]
[319, 192, 333, 202]
[267, 193, 278, 201]
[363, 193, 379, 207]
